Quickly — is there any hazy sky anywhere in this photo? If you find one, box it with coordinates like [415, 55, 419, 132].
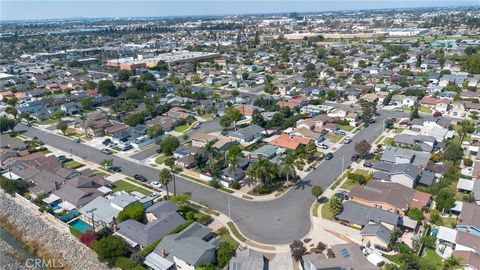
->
[1, 1, 479, 21]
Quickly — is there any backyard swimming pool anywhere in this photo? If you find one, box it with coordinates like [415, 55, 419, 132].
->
[68, 219, 92, 233]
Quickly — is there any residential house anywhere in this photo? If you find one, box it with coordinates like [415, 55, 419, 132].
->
[361, 223, 392, 251]
[380, 146, 431, 167]
[115, 201, 186, 249]
[229, 248, 264, 270]
[269, 134, 311, 150]
[227, 125, 265, 143]
[458, 203, 480, 237]
[303, 243, 378, 270]
[144, 222, 219, 270]
[191, 133, 218, 148]
[251, 145, 279, 159]
[393, 134, 436, 152]
[53, 175, 109, 208]
[336, 201, 401, 230]
[350, 180, 431, 216]
[79, 194, 138, 229]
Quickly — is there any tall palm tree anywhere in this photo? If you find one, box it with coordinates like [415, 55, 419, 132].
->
[204, 140, 216, 159]
[159, 169, 172, 198]
[165, 157, 176, 195]
[459, 120, 474, 141]
[278, 159, 296, 184]
[443, 256, 461, 270]
[247, 157, 276, 187]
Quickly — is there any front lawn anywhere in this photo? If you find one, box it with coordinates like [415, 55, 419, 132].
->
[341, 179, 359, 191]
[64, 161, 84, 169]
[227, 222, 246, 242]
[155, 154, 168, 165]
[441, 217, 457, 228]
[419, 106, 433, 113]
[111, 179, 152, 195]
[321, 204, 335, 220]
[326, 133, 342, 143]
[338, 125, 355, 132]
[37, 119, 57, 125]
[175, 123, 195, 133]
[422, 248, 442, 267]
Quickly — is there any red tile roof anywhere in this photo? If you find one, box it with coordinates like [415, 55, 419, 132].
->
[269, 134, 311, 150]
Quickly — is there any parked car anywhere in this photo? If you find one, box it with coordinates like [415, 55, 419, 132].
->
[73, 138, 81, 143]
[325, 152, 334, 160]
[111, 166, 121, 172]
[102, 138, 112, 146]
[368, 118, 376, 124]
[134, 174, 147, 182]
[151, 181, 162, 188]
[101, 148, 113, 155]
[334, 130, 346, 135]
[58, 155, 72, 164]
[343, 137, 352, 144]
[335, 192, 349, 201]
[351, 154, 359, 161]
[155, 147, 162, 153]
[363, 162, 373, 168]
[122, 144, 133, 151]
[193, 122, 201, 129]
[317, 143, 329, 149]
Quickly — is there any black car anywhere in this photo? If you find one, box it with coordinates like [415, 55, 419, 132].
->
[325, 153, 334, 160]
[351, 154, 359, 162]
[363, 162, 373, 168]
[368, 118, 376, 124]
[155, 147, 162, 154]
[134, 174, 148, 182]
[111, 166, 121, 172]
[335, 192, 349, 201]
[102, 139, 112, 145]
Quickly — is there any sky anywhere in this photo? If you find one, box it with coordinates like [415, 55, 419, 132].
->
[1, 0, 479, 21]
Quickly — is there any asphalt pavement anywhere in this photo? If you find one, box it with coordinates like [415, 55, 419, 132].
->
[15, 110, 403, 245]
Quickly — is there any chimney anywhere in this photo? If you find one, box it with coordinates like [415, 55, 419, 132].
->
[111, 217, 118, 233]
[160, 249, 167, 258]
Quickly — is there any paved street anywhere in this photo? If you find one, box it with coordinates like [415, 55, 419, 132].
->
[15, 110, 401, 245]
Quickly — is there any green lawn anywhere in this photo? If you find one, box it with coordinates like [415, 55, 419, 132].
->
[354, 169, 370, 176]
[423, 248, 442, 267]
[111, 179, 152, 195]
[442, 217, 457, 228]
[174, 123, 192, 133]
[227, 222, 247, 242]
[338, 125, 355, 132]
[321, 204, 335, 220]
[326, 133, 342, 143]
[312, 202, 320, 217]
[383, 137, 395, 146]
[384, 254, 402, 265]
[37, 119, 57, 125]
[419, 106, 433, 113]
[220, 234, 240, 250]
[64, 161, 84, 169]
[341, 179, 359, 191]
[155, 155, 168, 165]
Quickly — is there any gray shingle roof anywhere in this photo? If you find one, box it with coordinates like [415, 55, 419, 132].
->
[361, 223, 392, 244]
[336, 201, 400, 227]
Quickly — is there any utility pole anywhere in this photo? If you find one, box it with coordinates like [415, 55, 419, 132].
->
[86, 208, 97, 232]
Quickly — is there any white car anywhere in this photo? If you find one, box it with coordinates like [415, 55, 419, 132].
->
[151, 182, 162, 189]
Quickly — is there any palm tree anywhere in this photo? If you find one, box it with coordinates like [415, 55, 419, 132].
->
[159, 169, 172, 198]
[165, 157, 176, 195]
[204, 140, 216, 159]
[459, 120, 474, 141]
[278, 158, 296, 184]
[443, 256, 462, 270]
[247, 157, 277, 187]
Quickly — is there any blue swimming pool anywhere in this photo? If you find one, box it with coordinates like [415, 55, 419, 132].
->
[51, 204, 61, 211]
[431, 229, 438, 236]
[68, 219, 93, 233]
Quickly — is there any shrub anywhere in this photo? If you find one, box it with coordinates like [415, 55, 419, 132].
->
[92, 236, 129, 263]
[186, 211, 195, 220]
[194, 212, 212, 225]
[208, 178, 222, 189]
[80, 230, 98, 247]
[69, 227, 82, 238]
[117, 203, 145, 222]
[228, 181, 241, 190]
[463, 158, 473, 167]
[347, 172, 366, 185]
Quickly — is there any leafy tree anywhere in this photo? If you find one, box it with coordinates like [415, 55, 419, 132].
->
[220, 106, 242, 129]
[79, 230, 98, 247]
[458, 120, 475, 141]
[56, 121, 68, 135]
[444, 139, 463, 161]
[97, 80, 118, 96]
[436, 188, 456, 212]
[118, 203, 145, 222]
[410, 105, 420, 120]
[147, 125, 164, 138]
[5, 98, 18, 107]
[80, 97, 93, 110]
[328, 196, 343, 215]
[354, 140, 371, 157]
[196, 263, 215, 270]
[159, 136, 180, 156]
[5, 107, 18, 119]
[407, 208, 423, 221]
[115, 257, 144, 270]
[388, 228, 402, 250]
[0, 177, 29, 195]
[231, 89, 240, 97]
[429, 209, 442, 225]
[462, 54, 480, 74]
[443, 256, 462, 270]
[251, 110, 265, 127]
[290, 239, 306, 261]
[92, 236, 129, 263]
[420, 235, 436, 249]
[101, 159, 113, 168]
[463, 192, 475, 203]
[0, 117, 16, 133]
[398, 253, 421, 269]
[140, 72, 156, 81]
[246, 157, 278, 187]
[311, 185, 323, 201]
[124, 112, 146, 127]
[170, 193, 191, 209]
[327, 57, 340, 67]
[217, 241, 236, 268]
[117, 70, 131, 81]
[50, 110, 65, 120]
[159, 168, 172, 198]
[20, 112, 33, 125]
